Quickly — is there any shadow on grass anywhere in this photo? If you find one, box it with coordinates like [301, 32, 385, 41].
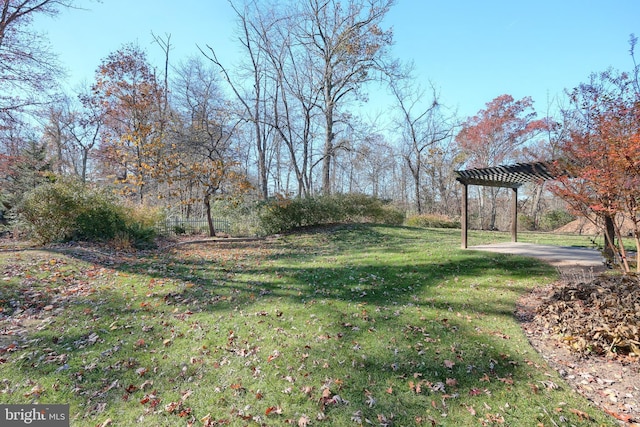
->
[0, 225, 610, 425]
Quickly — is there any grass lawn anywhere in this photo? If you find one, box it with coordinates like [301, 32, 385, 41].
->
[0, 225, 616, 426]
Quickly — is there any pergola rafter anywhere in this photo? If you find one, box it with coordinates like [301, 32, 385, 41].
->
[454, 161, 559, 248]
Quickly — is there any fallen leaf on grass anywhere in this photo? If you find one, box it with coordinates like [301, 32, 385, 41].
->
[569, 408, 593, 421]
[265, 405, 283, 415]
[230, 383, 244, 390]
[24, 384, 44, 398]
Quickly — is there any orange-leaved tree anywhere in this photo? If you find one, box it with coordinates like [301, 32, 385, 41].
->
[455, 95, 547, 230]
[88, 44, 166, 203]
[550, 69, 640, 272]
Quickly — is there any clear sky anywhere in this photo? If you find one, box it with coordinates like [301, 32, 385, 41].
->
[35, 0, 640, 120]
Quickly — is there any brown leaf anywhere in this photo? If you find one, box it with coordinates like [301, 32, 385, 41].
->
[165, 401, 180, 414]
[140, 380, 153, 390]
[469, 388, 482, 396]
[569, 408, 594, 421]
[603, 408, 636, 423]
[265, 405, 282, 415]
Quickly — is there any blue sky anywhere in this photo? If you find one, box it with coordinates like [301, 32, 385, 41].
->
[36, 0, 640, 120]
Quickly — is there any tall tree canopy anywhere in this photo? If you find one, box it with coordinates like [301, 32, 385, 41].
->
[456, 94, 546, 168]
[299, 0, 395, 194]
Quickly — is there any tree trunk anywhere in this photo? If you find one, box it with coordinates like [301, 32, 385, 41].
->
[488, 187, 499, 230]
[322, 83, 334, 194]
[530, 183, 544, 229]
[413, 170, 422, 214]
[322, 128, 333, 194]
[603, 214, 615, 263]
[204, 194, 216, 237]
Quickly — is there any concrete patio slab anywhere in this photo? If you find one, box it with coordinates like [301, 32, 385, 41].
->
[468, 242, 605, 269]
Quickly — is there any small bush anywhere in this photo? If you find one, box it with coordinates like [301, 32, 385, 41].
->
[17, 179, 160, 248]
[173, 224, 187, 235]
[258, 193, 404, 235]
[405, 213, 460, 229]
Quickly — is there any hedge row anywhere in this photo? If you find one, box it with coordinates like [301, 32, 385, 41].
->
[258, 193, 405, 235]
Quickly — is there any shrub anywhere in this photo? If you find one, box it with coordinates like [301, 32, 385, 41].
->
[405, 213, 460, 229]
[17, 179, 160, 248]
[17, 179, 88, 243]
[258, 193, 404, 235]
[517, 214, 536, 231]
[119, 204, 162, 249]
[540, 209, 575, 231]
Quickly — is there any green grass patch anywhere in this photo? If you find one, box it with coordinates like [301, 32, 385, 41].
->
[0, 226, 616, 426]
[465, 229, 600, 248]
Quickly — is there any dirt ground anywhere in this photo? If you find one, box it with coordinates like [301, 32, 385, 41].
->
[516, 263, 640, 426]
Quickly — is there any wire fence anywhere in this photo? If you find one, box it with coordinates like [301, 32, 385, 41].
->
[157, 217, 231, 236]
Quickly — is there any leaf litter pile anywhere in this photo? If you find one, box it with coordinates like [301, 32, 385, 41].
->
[537, 275, 640, 357]
[0, 227, 629, 426]
[521, 272, 640, 425]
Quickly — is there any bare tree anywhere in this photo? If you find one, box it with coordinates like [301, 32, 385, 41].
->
[70, 89, 103, 181]
[0, 0, 78, 130]
[339, 130, 397, 197]
[296, 0, 395, 194]
[201, 1, 275, 200]
[260, 11, 321, 197]
[390, 74, 455, 214]
[169, 56, 250, 236]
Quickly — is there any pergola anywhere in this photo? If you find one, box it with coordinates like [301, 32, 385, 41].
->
[454, 161, 557, 248]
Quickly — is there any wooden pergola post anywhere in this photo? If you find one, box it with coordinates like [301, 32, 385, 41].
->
[461, 183, 468, 249]
[511, 187, 518, 242]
